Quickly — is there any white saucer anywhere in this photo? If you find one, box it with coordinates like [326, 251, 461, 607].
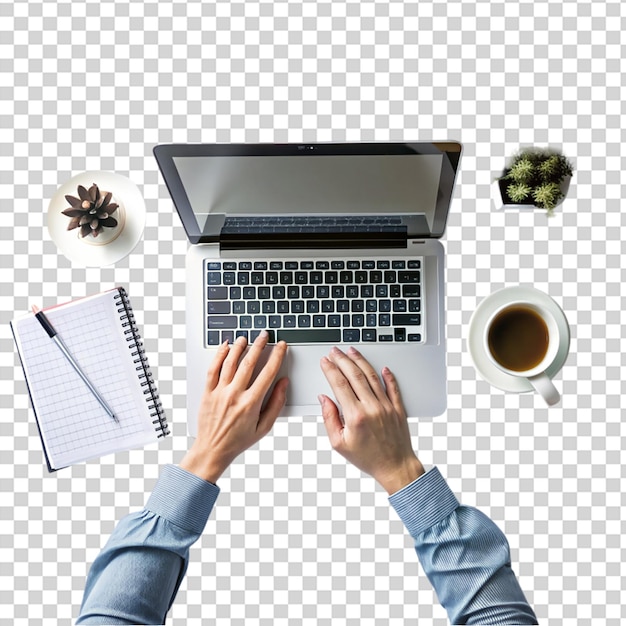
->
[47, 171, 146, 267]
[467, 286, 570, 393]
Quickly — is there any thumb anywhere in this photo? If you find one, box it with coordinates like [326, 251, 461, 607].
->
[318, 394, 344, 450]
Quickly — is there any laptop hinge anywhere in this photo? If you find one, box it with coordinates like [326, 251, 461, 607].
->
[219, 232, 407, 251]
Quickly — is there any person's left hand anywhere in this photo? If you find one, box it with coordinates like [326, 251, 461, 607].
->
[180, 331, 289, 483]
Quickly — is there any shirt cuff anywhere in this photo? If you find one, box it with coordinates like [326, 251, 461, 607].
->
[388, 466, 459, 537]
[145, 464, 220, 535]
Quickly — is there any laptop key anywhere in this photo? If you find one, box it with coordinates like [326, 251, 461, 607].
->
[243, 287, 256, 299]
[207, 272, 221, 285]
[254, 262, 267, 270]
[313, 315, 325, 327]
[298, 315, 311, 327]
[340, 271, 353, 283]
[280, 271, 294, 284]
[402, 284, 421, 298]
[409, 299, 421, 312]
[272, 286, 285, 299]
[366, 313, 377, 327]
[285, 261, 298, 270]
[230, 287, 241, 299]
[408, 334, 422, 342]
[394, 328, 406, 341]
[262, 301, 275, 313]
[277, 329, 340, 343]
[291, 300, 304, 313]
[208, 316, 237, 329]
[393, 314, 421, 326]
[270, 261, 283, 270]
[207, 262, 221, 270]
[277, 301, 289, 313]
[208, 331, 220, 345]
[287, 286, 300, 299]
[240, 316, 252, 328]
[247, 302, 260, 314]
[254, 316, 267, 328]
[362, 328, 377, 342]
[322, 300, 334, 312]
[393, 299, 407, 312]
[283, 315, 296, 328]
[398, 271, 420, 283]
[233, 301, 245, 314]
[331, 261, 344, 269]
[302, 286, 315, 299]
[362, 261, 375, 269]
[324, 271, 338, 284]
[237, 272, 250, 285]
[392, 260, 405, 269]
[328, 315, 340, 327]
[238, 261, 252, 270]
[408, 260, 421, 268]
[236, 330, 248, 339]
[221, 330, 234, 344]
[379, 334, 393, 342]
[223, 272, 236, 285]
[347, 261, 360, 269]
[208, 287, 228, 299]
[269, 316, 281, 328]
[208, 301, 230, 314]
[223, 262, 236, 270]
[307, 301, 319, 313]
[343, 329, 360, 342]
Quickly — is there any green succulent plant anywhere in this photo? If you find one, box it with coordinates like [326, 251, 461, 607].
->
[498, 148, 573, 215]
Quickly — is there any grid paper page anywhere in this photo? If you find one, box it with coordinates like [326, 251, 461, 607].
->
[12, 290, 159, 469]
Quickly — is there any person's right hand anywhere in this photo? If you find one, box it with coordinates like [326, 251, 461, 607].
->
[319, 346, 425, 495]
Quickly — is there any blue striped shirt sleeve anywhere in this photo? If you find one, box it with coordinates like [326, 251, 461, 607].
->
[76, 464, 220, 625]
[389, 467, 538, 625]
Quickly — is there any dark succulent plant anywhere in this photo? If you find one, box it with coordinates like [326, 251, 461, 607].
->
[498, 148, 574, 215]
[62, 183, 119, 238]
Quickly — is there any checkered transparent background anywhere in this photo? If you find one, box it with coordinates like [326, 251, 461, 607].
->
[2, 0, 625, 624]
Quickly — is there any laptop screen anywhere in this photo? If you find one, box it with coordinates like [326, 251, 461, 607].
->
[154, 143, 461, 245]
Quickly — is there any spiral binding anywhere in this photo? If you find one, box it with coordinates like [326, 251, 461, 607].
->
[114, 287, 170, 438]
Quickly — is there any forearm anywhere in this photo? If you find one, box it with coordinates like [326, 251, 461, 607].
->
[389, 467, 537, 625]
[77, 465, 219, 625]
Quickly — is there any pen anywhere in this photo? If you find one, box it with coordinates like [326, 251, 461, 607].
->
[31, 305, 119, 424]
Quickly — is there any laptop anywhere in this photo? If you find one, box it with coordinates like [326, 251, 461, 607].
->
[154, 142, 462, 435]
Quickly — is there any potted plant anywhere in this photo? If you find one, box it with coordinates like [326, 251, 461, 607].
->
[492, 147, 574, 215]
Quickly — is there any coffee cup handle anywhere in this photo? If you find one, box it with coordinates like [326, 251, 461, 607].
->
[528, 372, 560, 406]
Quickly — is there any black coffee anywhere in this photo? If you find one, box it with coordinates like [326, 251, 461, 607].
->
[487, 306, 549, 372]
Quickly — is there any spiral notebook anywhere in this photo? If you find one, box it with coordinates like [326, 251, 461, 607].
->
[10, 287, 169, 471]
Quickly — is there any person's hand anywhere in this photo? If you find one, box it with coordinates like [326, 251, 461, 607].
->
[319, 346, 424, 495]
[180, 331, 289, 483]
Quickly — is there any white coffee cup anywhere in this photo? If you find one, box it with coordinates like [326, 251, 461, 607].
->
[483, 301, 561, 405]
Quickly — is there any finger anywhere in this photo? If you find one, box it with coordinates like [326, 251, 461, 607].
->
[327, 346, 377, 404]
[232, 330, 272, 389]
[320, 354, 359, 412]
[219, 334, 248, 383]
[344, 346, 387, 401]
[319, 394, 345, 450]
[257, 376, 289, 435]
[205, 340, 231, 390]
[248, 339, 288, 397]
[382, 366, 407, 418]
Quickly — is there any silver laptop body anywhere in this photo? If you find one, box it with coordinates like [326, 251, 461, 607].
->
[154, 142, 462, 435]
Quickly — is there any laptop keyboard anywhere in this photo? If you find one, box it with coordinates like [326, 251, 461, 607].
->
[206, 258, 423, 345]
